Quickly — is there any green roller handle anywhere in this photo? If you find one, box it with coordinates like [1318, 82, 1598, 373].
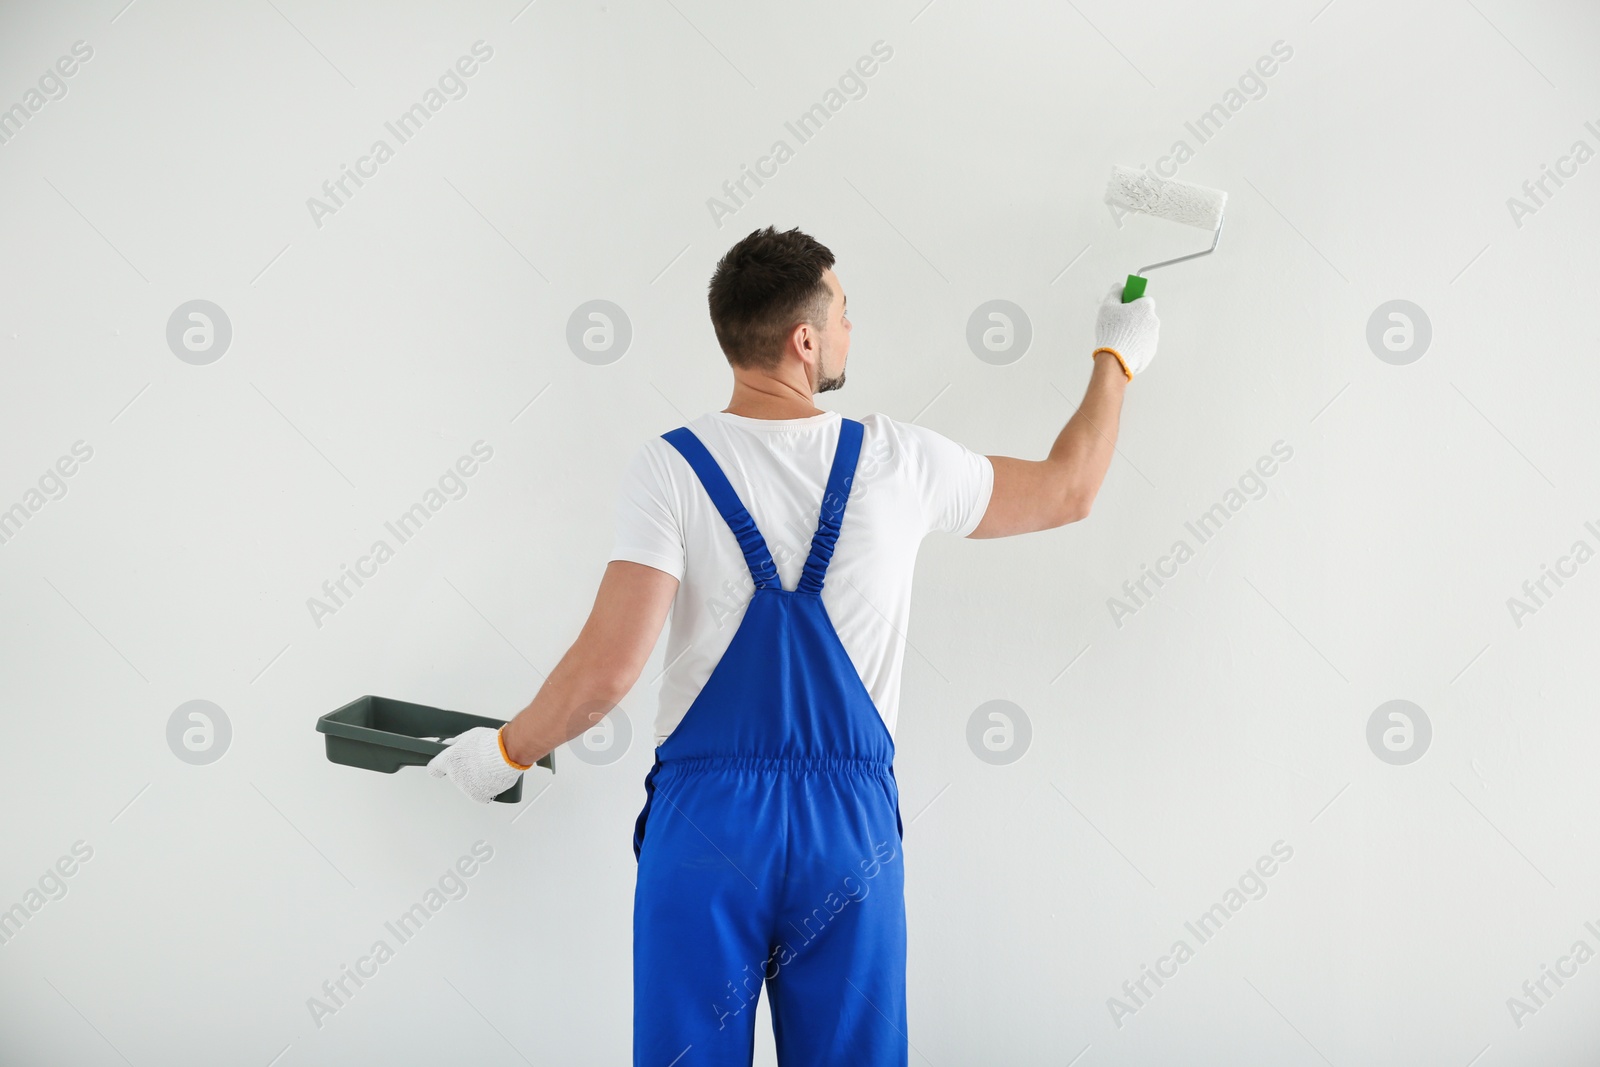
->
[1121, 274, 1148, 303]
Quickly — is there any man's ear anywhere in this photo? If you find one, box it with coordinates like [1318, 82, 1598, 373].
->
[786, 320, 808, 359]
[791, 321, 815, 360]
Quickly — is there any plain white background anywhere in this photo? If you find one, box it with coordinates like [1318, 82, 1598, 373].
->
[2, 0, 1598, 1063]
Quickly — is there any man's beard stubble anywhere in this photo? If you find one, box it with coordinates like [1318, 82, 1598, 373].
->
[815, 339, 845, 393]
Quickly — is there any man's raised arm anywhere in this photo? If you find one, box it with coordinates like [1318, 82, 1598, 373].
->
[968, 284, 1159, 539]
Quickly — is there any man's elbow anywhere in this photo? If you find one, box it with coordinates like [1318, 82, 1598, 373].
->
[1059, 502, 1092, 526]
[591, 663, 639, 703]
[1058, 490, 1095, 526]
[568, 646, 642, 705]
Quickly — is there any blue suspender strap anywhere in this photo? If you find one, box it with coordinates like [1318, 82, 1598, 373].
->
[796, 417, 864, 596]
[661, 427, 780, 590]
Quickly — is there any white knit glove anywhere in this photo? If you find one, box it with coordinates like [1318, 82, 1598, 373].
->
[426, 726, 528, 804]
[1094, 282, 1160, 379]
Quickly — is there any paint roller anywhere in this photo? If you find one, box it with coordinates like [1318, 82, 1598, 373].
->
[1104, 165, 1228, 303]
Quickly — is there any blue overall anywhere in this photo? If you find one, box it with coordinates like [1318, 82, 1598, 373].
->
[632, 417, 908, 1067]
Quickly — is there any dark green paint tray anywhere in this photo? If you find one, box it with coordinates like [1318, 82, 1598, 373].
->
[317, 695, 554, 804]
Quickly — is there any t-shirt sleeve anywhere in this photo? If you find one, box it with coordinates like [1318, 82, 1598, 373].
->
[899, 420, 994, 538]
[608, 441, 686, 580]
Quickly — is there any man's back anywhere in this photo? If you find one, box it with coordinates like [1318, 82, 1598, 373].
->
[610, 408, 993, 743]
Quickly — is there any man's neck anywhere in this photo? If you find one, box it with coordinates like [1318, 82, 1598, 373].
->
[724, 380, 824, 420]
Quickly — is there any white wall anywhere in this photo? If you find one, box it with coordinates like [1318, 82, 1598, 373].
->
[3, 0, 1598, 1063]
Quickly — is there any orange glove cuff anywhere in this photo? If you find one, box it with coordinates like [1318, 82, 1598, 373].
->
[497, 728, 533, 771]
[1093, 346, 1133, 381]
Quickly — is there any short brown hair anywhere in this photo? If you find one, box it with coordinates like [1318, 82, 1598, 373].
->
[707, 226, 835, 369]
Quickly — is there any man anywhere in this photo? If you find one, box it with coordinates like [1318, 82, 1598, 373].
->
[430, 226, 1159, 1064]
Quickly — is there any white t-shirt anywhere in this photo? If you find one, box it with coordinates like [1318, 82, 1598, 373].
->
[609, 409, 994, 744]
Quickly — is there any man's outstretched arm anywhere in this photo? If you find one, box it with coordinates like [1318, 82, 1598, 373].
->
[968, 285, 1158, 539]
[429, 559, 676, 800]
[500, 559, 678, 767]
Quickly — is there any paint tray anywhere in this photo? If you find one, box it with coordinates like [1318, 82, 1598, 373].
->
[316, 695, 554, 804]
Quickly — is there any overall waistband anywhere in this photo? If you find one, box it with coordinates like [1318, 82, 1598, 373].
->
[657, 754, 893, 775]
